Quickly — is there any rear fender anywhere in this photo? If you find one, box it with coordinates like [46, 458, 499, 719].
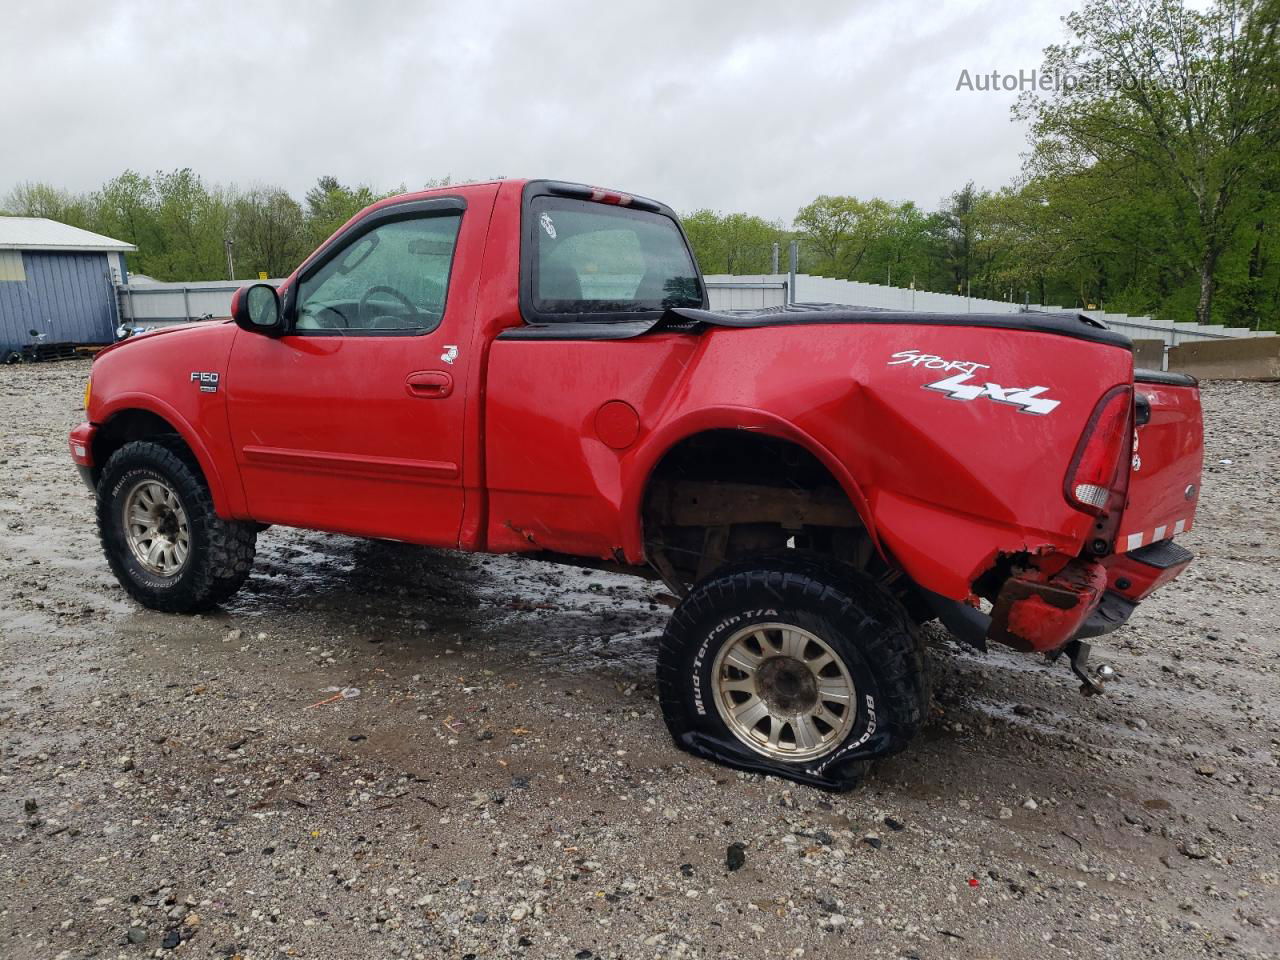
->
[624, 406, 882, 564]
[868, 490, 1076, 599]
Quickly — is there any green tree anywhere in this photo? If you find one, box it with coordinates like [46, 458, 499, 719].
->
[92, 171, 157, 252]
[793, 195, 895, 278]
[232, 187, 307, 278]
[1, 181, 92, 226]
[681, 210, 788, 274]
[303, 175, 385, 246]
[148, 169, 230, 280]
[1018, 0, 1280, 325]
[858, 201, 942, 288]
[938, 182, 988, 294]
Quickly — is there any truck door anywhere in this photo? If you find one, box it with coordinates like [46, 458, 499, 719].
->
[225, 196, 479, 545]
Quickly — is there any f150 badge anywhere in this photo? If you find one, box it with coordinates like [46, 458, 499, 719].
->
[190, 371, 220, 394]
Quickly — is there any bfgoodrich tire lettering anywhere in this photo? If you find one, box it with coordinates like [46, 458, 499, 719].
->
[97, 440, 257, 613]
[656, 555, 929, 790]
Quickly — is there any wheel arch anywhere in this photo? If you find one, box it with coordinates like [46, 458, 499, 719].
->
[92, 396, 232, 515]
[625, 407, 885, 579]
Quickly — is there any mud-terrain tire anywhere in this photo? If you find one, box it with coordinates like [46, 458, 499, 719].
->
[97, 440, 256, 613]
[656, 555, 929, 790]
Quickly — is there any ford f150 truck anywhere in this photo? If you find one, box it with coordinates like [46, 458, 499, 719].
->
[69, 179, 1203, 788]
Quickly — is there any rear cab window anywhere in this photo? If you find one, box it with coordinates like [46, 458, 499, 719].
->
[523, 192, 704, 324]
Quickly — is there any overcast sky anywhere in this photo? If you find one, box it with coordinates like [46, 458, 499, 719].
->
[1, 0, 1081, 222]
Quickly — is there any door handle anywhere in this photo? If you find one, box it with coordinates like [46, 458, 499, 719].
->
[405, 371, 453, 399]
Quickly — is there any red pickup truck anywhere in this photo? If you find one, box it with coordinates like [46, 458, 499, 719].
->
[69, 179, 1203, 788]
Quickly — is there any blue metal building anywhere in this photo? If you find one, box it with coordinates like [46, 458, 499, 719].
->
[0, 217, 135, 358]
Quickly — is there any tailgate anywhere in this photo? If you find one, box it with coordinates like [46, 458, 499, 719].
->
[1116, 370, 1204, 551]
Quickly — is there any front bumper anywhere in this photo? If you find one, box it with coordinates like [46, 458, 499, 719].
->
[69, 422, 97, 491]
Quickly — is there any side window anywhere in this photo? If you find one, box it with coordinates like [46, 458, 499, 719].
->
[296, 213, 462, 334]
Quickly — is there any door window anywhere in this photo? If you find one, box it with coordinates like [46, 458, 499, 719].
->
[296, 213, 462, 334]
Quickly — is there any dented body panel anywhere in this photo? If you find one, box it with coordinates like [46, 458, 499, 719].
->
[487, 322, 1137, 603]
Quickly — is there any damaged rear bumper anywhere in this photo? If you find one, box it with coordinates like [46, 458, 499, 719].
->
[988, 558, 1108, 651]
[925, 540, 1194, 654]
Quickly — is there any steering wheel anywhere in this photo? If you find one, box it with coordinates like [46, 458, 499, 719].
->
[359, 285, 420, 328]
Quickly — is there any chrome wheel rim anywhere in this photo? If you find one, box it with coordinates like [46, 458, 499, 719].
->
[711, 622, 856, 761]
[121, 478, 190, 577]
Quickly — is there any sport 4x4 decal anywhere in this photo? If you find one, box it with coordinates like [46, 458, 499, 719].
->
[887, 349, 1061, 415]
[924, 371, 1059, 415]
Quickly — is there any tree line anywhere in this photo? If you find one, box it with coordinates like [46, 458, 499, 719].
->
[0, 171, 411, 282]
[3, 0, 1276, 329]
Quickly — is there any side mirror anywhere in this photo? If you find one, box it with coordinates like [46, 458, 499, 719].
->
[231, 283, 285, 335]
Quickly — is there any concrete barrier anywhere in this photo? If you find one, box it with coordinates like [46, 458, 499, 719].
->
[1168, 337, 1280, 381]
[1131, 339, 1165, 371]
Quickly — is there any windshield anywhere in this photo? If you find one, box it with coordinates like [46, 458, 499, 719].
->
[529, 196, 703, 318]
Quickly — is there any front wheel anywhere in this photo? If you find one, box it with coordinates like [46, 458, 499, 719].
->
[656, 556, 929, 790]
[97, 440, 257, 612]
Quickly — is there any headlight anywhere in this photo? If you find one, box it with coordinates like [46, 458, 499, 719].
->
[83, 377, 92, 412]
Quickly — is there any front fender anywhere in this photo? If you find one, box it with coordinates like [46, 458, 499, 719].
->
[95, 392, 242, 517]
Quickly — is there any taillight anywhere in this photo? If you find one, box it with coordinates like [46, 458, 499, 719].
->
[1064, 385, 1132, 515]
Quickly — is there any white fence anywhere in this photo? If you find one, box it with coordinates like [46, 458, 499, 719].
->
[707, 273, 1056, 315]
[117, 274, 1275, 356]
[705, 273, 1276, 350]
[703, 279, 789, 311]
[118, 278, 282, 326]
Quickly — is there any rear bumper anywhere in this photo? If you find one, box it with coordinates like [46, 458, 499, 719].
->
[989, 558, 1109, 652]
[1105, 538, 1195, 600]
[1072, 590, 1137, 639]
[1072, 539, 1194, 639]
[927, 540, 1193, 652]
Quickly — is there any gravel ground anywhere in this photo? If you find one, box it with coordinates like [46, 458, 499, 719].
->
[1, 359, 1277, 960]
